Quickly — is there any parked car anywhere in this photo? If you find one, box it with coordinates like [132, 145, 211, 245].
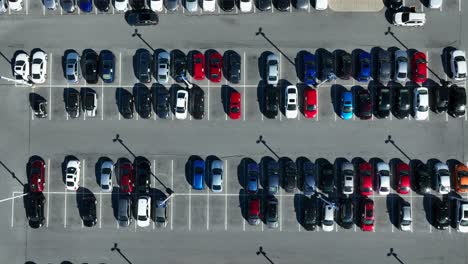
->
[27, 193, 45, 229]
[154, 197, 168, 228]
[228, 52, 241, 84]
[79, 0, 93, 12]
[302, 196, 317, 231]
[397, 199, 412, 232]
[434, 162, 450, 194]
[136, 49, 152, 83]
[175, 89, 189, 120]
[341, 162, 354, 195]
[394, 87, 410, 119]
[118, 196, 132, 227]
[31, 51, 48, 84]
[393, 12, 426, 27]
[335, 51, 352, 80]
[457, 201, 468, 233]
[14, 52, 30, 83]
[150, 0, 163, 11]
[453, 163, 468, 193]
[9, 0, 23, 11]
[82, 49, 98, 84]
[433, 197, 449, 230]
[339, 198, 354, 229]
[375, 86, 391, 119]
[285, 85, 298, 119]
[320, 52, 334, 81]
[265, 196, 278, 228]
[127, 9, 159, 25]
[264, 85, 278, 118]
[114, 0, 129, 11]
[95, 0, 110, 11]
[357, 51, 371, 82]
[322, 204, 335, 232]
[100, 160, 113, 192]
[412, 52, 427, 84]
[134, 86, 151, 118]
[239, 0, 252, 12]
[247, 162, 259, 194]
[220, 0, 235, 11]
[378, 50, 391, 82]
[303, 53, 317, 85]
[81, 195, 97, 227]
[361, 197, 374, 232]
[376, 162, 391, 195]
[302, 161, 316, 195]
[203, 0, 215, 11]
[210, 160, 223, 192]
[155, 87, 170, 119]
[131, 0, 145, 9]
[119, 90, 134, 119]
[414, 163, 431, 193]
[275, 0, 290, 11]
[340, 91, 353, 120]
[428, 0, 442, 8]
[82, 89, 98, 118]
[449, 86, 466, 118]
[192, 159, 205, 190]
[137, 195, 151, 227]
[165, 0, 178, 11]
[171, 51, 187, 82]
[185, 0, 197, 11]
[314, 0, 327, 10]
[192, 52, 205, 81]
[257, 0, 271, 11]
[190, 86, 205, 120]
[359, 162, 373, 196]
[319, 162, 334, 193]
[65, 159, 80, 191]
[29, 159, 45, 193]
[413, 87, 429, 120]
[433, 85, 449, 113]
[135, 159, 151, 193]
[208, 52, 222, 82]
[156, 51, 170, 84]
[119, 161, 134, 193]
[66, 51, 81, 84]
[266, 54, 279, 85]
[450, 50, 467, 81]
[357, 89, 372, 120]
[282, 160, 297, 193]
[266, 160, 280, 195]
[99, 50, 115, 83]
[396, 162, 410, 194]
[394, 50, 408, 82]
[247, 197, 260, 225]
[303, 88, 317, 119]
[228, 90, 241, 120]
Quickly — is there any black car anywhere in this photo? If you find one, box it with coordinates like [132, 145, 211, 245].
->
[394, 87, 410, 119]
[81, 195, 97, 227]
[414, 163, 431, 194]
[95, 0, 110, 11]
[131, 0, 145, 9]
[282, 160, 297, 193]
[127, 10, 159, 26]
[339, 198, 354, 229]
[190, 86, 205, 120]
[257, 0, 272, 11]
[82, 49, 99, 84]
[220, 0, 235, 11]
[118, 91, 134, 119]
[136, 50, 152, 83]
[99, 50, 115, 83]
[433, 197, 450, 230]
[319, 162, 334, 193]
[378, 50, 391, 82]
[264, 85, 278, 118]
[320, 52, 334, 81]
[65, 89, 80, 118]
[135, 85, 152, 119]
[449, 86, 466, 118]
[375, 86, 391, 118]
[155, 87, 170, 119]
[265, 196, 279, 228]
[27, 193, 45, 229]
[335, 51, 352, 80]
[357, 89, 372, 120]
[275, 0, 290, 11]
[228, 52, 241, 84]
[433, 85, 449, 113]
[135, 158, 151, 193]
[302, 196, 318, 231]
[171, 51, 187, 82]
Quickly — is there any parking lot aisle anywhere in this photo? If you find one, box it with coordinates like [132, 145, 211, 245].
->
[172, 158, 189, 231]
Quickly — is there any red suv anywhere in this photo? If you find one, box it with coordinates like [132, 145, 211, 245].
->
[119, 161, 134, 193]
[303, 88, 317, 119]
[192, 52, 205, 80]
[30, 160, 45, 193]
[361, 197, 374, 232]
[359, 162, 373, 196]
[412, 52, 427, 84]
[208, 52, 222, 82]
[396, 162, 410, 194]
[229, 90, 241, 120]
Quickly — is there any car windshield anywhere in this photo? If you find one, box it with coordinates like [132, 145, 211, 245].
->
[102, 168, 111, 174]
[66, 182, 74, 187]
[360, 94, 370, 102]
[363, 218, 374, 225]
[212, 168, 222, 175]
[269, 186, 277, 193]
[401, 219, 411, 226]
[455, 56, 466, 62]
[323, 220, 333, 226]
[119, 215, 128, 221]
[176, 107, 185, 113]
[195, 167, 203, 174]
[306, 104, 317, 111]
[418, 105, 428, 112]
[343, 105, 352, 113]
[67, 167, 76, 174]
[287, 104, 296, 111]
[398, 72, 407, 78]
[138, 215, 147, 221]
[380, 170, 389, 176]
[402, 13, 409, 22]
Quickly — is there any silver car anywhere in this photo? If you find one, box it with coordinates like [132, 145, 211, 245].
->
[66, 51, 80, 83]
[61, 0, 76, 12]
[394, 50, 408, 82]
[210, 160, 223, 192]
[118, 196, 132, 227]
[44, 0, 57, 9]
[185, 0, 197, 12]
[156, 51, 170, 84]
[100, 160, 113, 192]
[0, 0, 7, 13]
[266, 54, 279, 85]
[165, 0, 178, 11]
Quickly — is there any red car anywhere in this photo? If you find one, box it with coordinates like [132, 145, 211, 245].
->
[412, 52, 427, 84]
[30, 160, 45, 193]
[361, 197, 374, 232]
[396, 162, 410, 194]
[229, 90, 241, 120]
[192, 52, 205, 80]
[247, 197, 260, 225]
[303, 88, 317, 119]
[119, 161, 134, 193]
[359, 162, 373, 196]
[208, 52, 222, 82]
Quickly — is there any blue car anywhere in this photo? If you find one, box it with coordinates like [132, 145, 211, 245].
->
[192, 159, 205, 190]
[357, 51, 371, 82]
[303, 53, 317, 86]
[79, 0, 93, 12]
[341, 91, 353, 120]
[99, 50, 115, 83]
[246, 162, 259, 194]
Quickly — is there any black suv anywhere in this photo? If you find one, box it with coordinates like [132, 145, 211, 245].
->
[414, 163, 431, 194]
[228, 52, 241, 84]
[375, 86, 391, 118]
[339, 198, 354, 229]
[433, 197, 450, 230]
[82, 49, 99, 84]
[302, 196, 318, 231]
[282, 160, 297, 193]
[119, 91, 134, 119]
[135, 85, 152, 119]
[378, 50, 391, 82]
[81, 195, 97, 227]
[136, 50, 152, 83]
[264, 85, 278, 118]
[155, 87, 170, 119]
[320, 52, 335, 81]
[171, 51, 187, 83]
[27, 193, 45, 229]
[335, 51, 352, 80]
[65, 89, 80, 118]
[190, 86, 205, 120]
[319, 162, 334, 193]
[449, 86, 466, 118]
[433, 86, 449, 113]
[394, 87, 410, 119]
[127, 10, 159, 26]
[135, 158, 151, 194]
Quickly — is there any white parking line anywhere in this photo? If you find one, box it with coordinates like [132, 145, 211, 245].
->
[206, 189, 210, 230]
[10, 192, 14, 227]
[46, 158, 50, 227]
[446, 112, 448, 122]
[243, 85, 246, 121]
[224, 160, 228, 231]
[171, 160, 174, 230]
[188, 187, 192, 231]
[243, 51, 246, 121]
[49, 54, 52, 120]
[99, 192, 102, 228]
[64, 190, 67, 228]
[153, 159, 156, 229]
[421, 3, 423, 12]
[25, 0, 28, 15]
[119, 52, 122, 86]
[42, 4, 45, 16]
[279, 189, 282, 231]
[459, 0, 461, 12]
[207, 81, 210, 121]
[101, 84, 104, 120]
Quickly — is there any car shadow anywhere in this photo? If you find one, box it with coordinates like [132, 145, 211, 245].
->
[370, 46, 384, 82]
[169, 49, 186, 82]
[115, 87, 134, 117]
[75, 187, 94, 222]
[386, 193, 400, 228]
[330, 84, 346, 117]
[132, 83, 150, 118]
[222, 50, 238, 83]
[350, 85, 364, 118]
[256, 80, 267, 116]
[238, 157, 256, 189]
[238, 188, 248, 221]
[111, 186, 121, 221]
[294, 193, 306, 227]
[409, 159, 424, 194]
[295, 50, 309, 82]
[333, 157, 349, 195]
[367, 80, 380, 117]
[423, 193, 437, 228]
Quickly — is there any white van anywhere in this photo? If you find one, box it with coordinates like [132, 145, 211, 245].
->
[393, 12, 426, 27]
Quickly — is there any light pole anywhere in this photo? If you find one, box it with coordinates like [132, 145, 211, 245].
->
[316, 193, 335, 208]
[0, 75, 33, 87]
[316, 73, 336, 88]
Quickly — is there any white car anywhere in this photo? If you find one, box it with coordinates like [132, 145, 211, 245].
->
[114, 0, 128, 12]
[157, 51, 170, 84]
[322, 204, 334, 232]
[9, 0, 23, 11]
[434, 162, 450, 194]
[65, 160, 80, 191]
[14, 52, 30, 83]
[202, 0, 215, 11]
[150, 0, 163, 11]
[66, 52, 81, 84]
[266, 54, 279, 85]
[0, 0, 7, 13]
[185, 0, 197, 12]
[284, 85, 298, 119]
[458, 203, 468, 233]
[413, 87, 429, 120]
[239, 0, 252, 12]
[83, 90, 98, 117]
[377, 162, 391, 195]
[31, 51, 48, 84]
[394, 50, 408, 82]
[450, 50, 467, 81]
[314, 0, 327, 10]
[44, 0, 57, 9]
[393, 12, 426, 27]
[428, 0, 442, 9]
[341, 162, 354, 195]
[137, 196, 151, 227]
[399, 203, 412, 232]
[210, 160, 223, 193]
[100, 160, 113, 192]
[175, 89, 188, 120]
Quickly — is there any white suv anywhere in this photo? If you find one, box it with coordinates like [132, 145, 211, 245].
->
[14, 52, 30, 83]
[284, 85, 298, 119]
[65, 159, 80, 191]
[413, 87, 429, 120]
[175, 89, 188, 120]
[458, 203, 468, 233]
[322, 204, 334, 232]
[399, 203, 412, 232]
[137, 196, 151, 227]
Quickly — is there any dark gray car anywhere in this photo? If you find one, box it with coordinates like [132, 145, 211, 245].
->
[266, 160, 279, 195]
[165, 0, 178, 11]
[378, 50, 391, 82]
[294, 0, 308, 10]
[302, 161, 316, 195]
[118, 196, 132, 227]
